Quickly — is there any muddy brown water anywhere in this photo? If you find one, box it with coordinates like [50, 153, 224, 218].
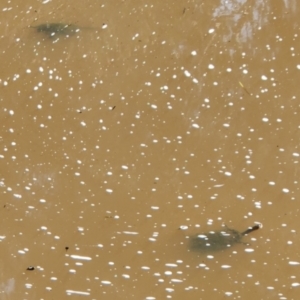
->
[1, 0, 300, 299]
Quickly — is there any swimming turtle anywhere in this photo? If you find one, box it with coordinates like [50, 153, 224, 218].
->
[30, 23, 85, 38]
[189, 224, 261, 253]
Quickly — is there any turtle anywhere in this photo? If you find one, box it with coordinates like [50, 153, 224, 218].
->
[30, 23, 90, 38]
[189, 224, 261, 253]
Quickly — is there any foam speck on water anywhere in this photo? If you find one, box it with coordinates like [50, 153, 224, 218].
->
[151, 206, 159, 210]
[171, 279, 183, 283]
[66, 290, 90, 295]
[221, 265, 231, 269]
[282, 188, 289, 193]
[254, 201, 261, 209]
[292, 283, 300, 287]
[179, 225, 188, 230]
[165, 263, 177, 268]
[245, 248, 255, 253]
[184, 70, 191, 77]
[123, 231, 138, 235]
[261, 75, 268, 80]
[289, 261, 300, 265]
[224, 171, 232, 176]
[70, 255, 92, 261]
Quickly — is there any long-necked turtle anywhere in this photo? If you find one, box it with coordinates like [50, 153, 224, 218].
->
[189, 224, 261, 253]
[30, 23, 87, 38]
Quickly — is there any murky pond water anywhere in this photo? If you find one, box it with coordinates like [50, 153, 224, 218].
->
[1, 0, 300, 299]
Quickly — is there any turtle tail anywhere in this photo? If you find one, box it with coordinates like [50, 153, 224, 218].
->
[241, 224, 262, 236]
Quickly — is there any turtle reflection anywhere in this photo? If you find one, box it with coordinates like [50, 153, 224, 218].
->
[30, 23, 81, 38]
[189, 224, 261, 253]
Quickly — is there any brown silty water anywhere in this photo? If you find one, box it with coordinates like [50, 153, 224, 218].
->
[1, 0, 300, 299]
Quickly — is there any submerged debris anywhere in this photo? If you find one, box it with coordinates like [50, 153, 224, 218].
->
[189, 223, 262, 253]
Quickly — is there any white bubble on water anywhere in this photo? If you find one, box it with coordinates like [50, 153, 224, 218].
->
[221, 265, 231, 269]
[292, 283, 300, 287]
[289, 261, 300, 265]
[184, 70, 191, 77]
[245, 248, 255, 253]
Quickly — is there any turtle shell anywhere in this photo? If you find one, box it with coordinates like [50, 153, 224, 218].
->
[189, 224, 261, 253]
[31, 23, 80, 37]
